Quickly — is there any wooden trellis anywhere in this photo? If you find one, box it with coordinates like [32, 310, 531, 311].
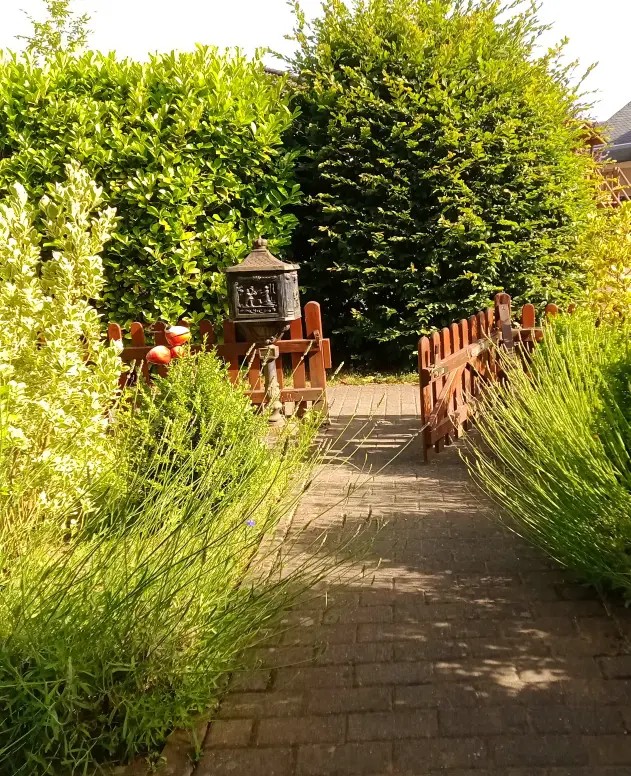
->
[108, 301, 331, 416]
[418, 293, 559, 461]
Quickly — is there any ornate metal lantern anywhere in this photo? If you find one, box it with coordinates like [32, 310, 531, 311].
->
[226, 237, 300, 343]
[225, 238, 301, 426]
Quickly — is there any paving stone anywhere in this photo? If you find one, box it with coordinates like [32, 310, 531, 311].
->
[492, 735, 589, 767]
[257, 714, 345, 745]
[218, 691, 304, 719]
[229, 669, 271, 692]
[395, 737, 489, 770]
[347, 709, 438, 740]
[274, 664, 354, 690]
[439, 705, 528, 736]
[305, 686, 392, 714]
[355, 660, 433, 686]
[206, 719, 253, 748]
[314, 641, 393, 665]
[599, 656, 631, 679]
[529, 706, 626, 735]
[584, 734, 631, 765]
[195, 747, 294, 776]
[296, 742, 392, 775]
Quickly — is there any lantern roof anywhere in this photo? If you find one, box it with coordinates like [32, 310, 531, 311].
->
[226, 237, 299, 273]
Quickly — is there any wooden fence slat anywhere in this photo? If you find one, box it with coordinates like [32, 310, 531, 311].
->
[419, 336, 433, 463]
[467, 316, 478, 398]
[545, 303, 559, 318]
[153, 321, 168, 347]
[304, 301, 328, 416]
[485, 306, 494, 335]
[107, 323, 122, 343]
[222, 321, 240, 383]
[521, 304, 536, 329]
[152, 322, 169, 377]
[450, 321, 461, 439]
[199, 319, 216, 345]
[290, 316, 308, 418]
[430, 331, 441, 450]
[130, 322, 145, 346]
[494, 293, 513, 354]
[437, 327, 451, 450]
[458, 319, 470, 429]
[246, 388, 326, 403]
[129, 322, 149, 382]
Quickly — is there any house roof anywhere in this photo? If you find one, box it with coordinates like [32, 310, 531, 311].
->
[603, 101, 631, 145]
[597, 101, 631, 162]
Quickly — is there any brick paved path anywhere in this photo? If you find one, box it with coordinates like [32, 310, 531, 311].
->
[195, 385, 631, 776]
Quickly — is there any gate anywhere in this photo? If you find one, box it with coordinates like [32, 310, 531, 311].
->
[418, 293, 558, 461]
[108, 301, 331, 416]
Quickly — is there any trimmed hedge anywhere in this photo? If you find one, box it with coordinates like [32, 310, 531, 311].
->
[287, 0, 598, 366]
[0, 47, 300, 324]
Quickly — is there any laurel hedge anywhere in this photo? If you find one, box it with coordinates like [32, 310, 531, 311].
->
[286, 0, 598, 365]
[0, 47, 299, 324]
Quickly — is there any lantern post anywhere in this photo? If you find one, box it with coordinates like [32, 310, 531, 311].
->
[225, 238, 300, 426]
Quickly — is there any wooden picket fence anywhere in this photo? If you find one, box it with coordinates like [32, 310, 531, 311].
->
[418, 293, 561, 461]
[108, 300, 331, 416]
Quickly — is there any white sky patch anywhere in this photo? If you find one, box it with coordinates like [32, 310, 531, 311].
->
[1, 0, 628, 120]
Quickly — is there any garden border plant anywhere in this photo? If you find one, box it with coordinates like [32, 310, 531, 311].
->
[465, 311, 631, 599]
[0, 46, 300, 325]
[0, 167, 340, 776]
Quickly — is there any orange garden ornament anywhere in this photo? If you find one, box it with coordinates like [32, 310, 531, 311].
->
[146, 345, 172, 366]
[165, 326, 191, 347]
[144, 326, 191, 367]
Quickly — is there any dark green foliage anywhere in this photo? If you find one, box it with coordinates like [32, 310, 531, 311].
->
[287, 0, 598, 366]
[0, 48, 300, 324]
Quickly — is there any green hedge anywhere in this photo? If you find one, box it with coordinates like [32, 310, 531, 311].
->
[0, 47, 300, 324]
[287, 0, 598, 366]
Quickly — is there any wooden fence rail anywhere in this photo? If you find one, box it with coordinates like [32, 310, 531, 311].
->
[418, 293, 559, 461]
[108, 300, 331, 417]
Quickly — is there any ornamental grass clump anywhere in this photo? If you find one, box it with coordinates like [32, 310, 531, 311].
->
[466, 313, 631, 597]
[0, 167, 326, 774]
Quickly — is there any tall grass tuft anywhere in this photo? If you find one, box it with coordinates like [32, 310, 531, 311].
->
[0, 351, 324, 775]
[465, 312, 631, 597]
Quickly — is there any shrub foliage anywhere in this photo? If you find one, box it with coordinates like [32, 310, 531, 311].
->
[0, 47, 299, 324]
[0, 167, 323, 774]
[287, 0, 598, 365]
[466, 313, 631, 598]
[0, 161, 120, 529]
[579, 201, 631, 319]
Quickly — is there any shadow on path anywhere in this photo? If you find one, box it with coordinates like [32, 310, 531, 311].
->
[196, 385, 631, 776]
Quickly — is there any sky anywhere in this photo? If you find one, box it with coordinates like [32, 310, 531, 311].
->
[1, 0, 629, 121]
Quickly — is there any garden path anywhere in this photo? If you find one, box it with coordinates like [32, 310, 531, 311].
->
[195, 384, 631, 776]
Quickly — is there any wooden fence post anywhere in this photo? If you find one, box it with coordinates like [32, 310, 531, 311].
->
[419, 336, 433, 463]
[304, 301, 328, 417]
[222, 321, 240, 384]
[495, 293, 513, 354]
[290, 316, 308, 418]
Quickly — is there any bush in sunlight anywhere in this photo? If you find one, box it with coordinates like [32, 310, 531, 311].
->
[466, 312, 631, 598]
[0, 347, 324, 774]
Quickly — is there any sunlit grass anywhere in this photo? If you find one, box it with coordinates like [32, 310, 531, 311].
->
[465, 312, 631, 597]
